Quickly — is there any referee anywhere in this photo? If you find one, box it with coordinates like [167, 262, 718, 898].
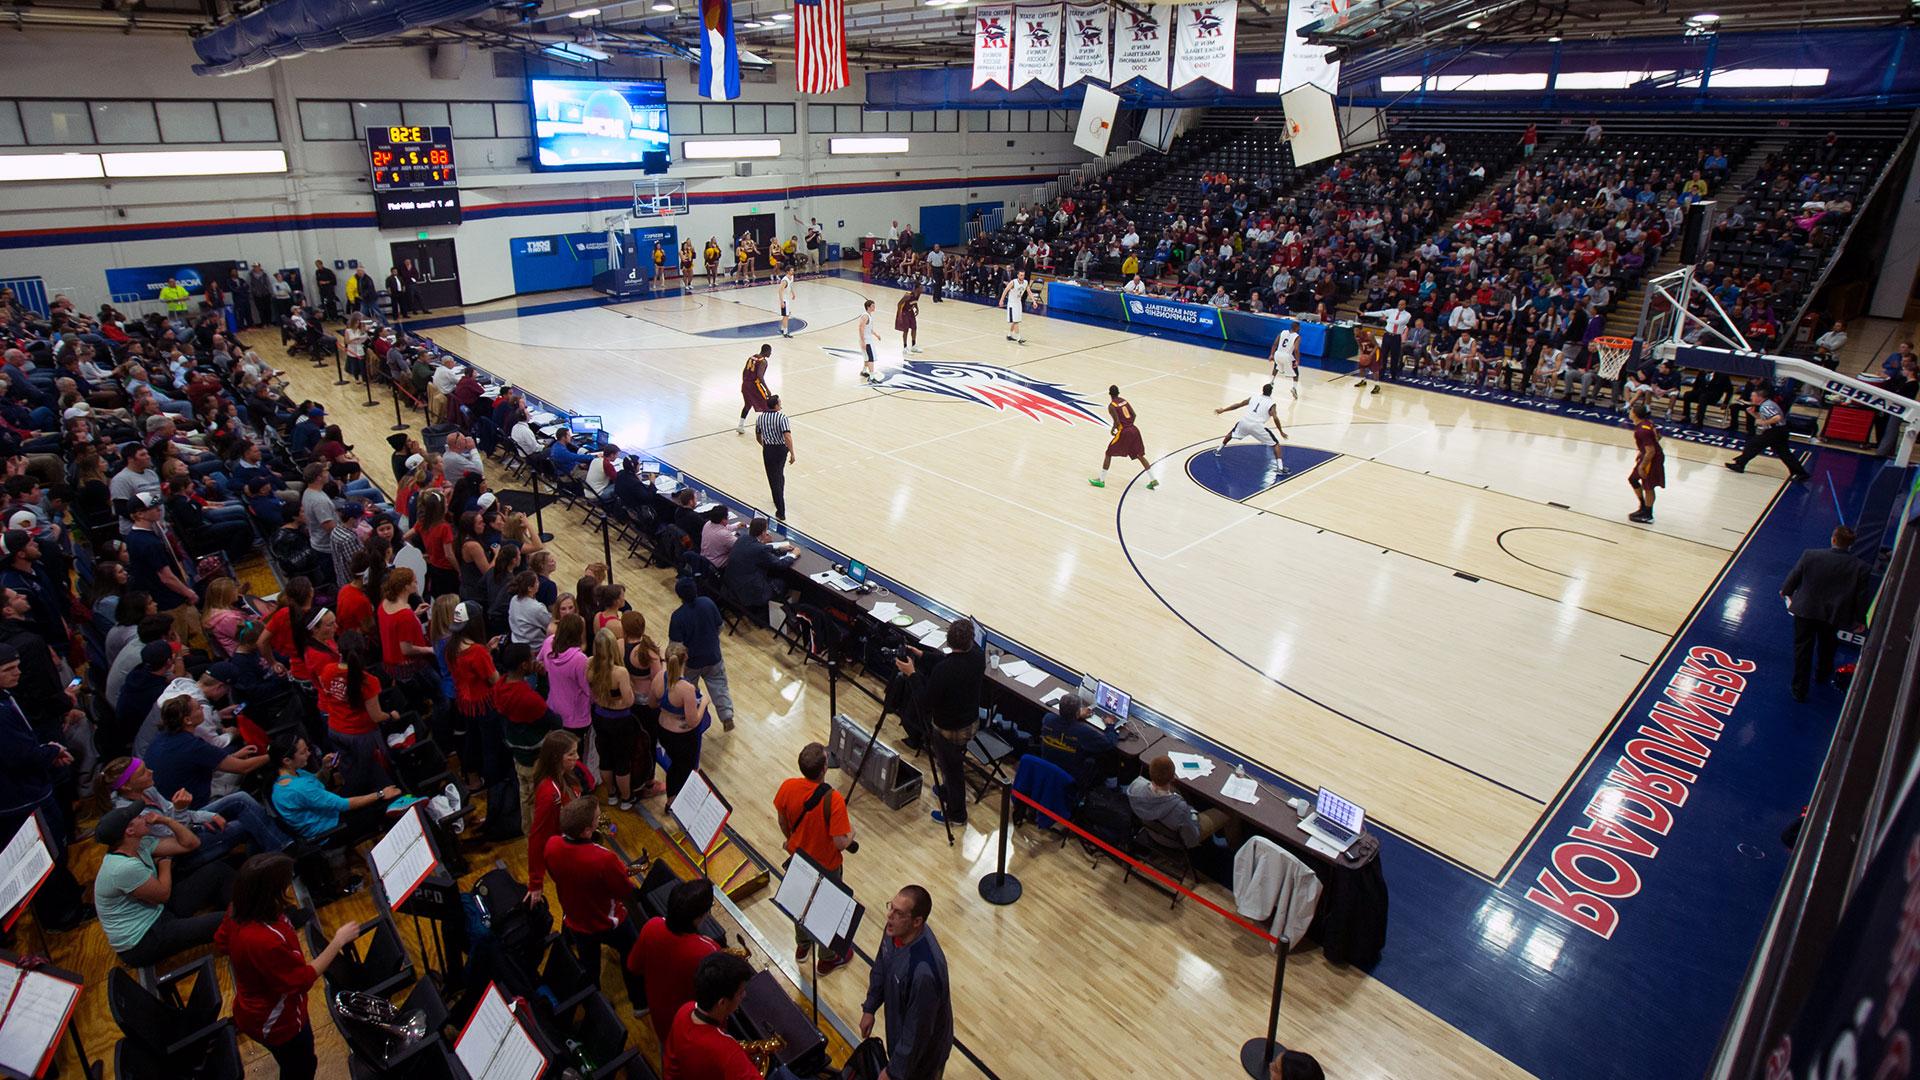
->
[1725, 385, 1810, 481]
[756, 394, 795, 521]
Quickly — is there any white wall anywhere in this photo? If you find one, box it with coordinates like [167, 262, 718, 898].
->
[0, 31, 1087, 306]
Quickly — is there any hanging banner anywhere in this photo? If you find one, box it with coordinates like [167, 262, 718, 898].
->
[1013, 4, 1063, 90]
[972, 5, 1014, 90]
[699, 0, 742, 99]
[1172, 1, 1236, 90]
[1111, 5, 1169, 88]
[1063, 3, 1110, 87]
[1281, 0, 1343, 94]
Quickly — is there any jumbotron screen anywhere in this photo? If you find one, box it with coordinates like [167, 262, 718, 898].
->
[528, 77, 670, 173]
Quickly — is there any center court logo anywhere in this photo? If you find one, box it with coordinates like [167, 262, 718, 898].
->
[823, 351, 1102, 425]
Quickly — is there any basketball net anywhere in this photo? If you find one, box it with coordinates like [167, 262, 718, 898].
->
[1591, 336, 1635, 381]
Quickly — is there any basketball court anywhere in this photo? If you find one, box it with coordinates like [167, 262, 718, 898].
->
[415, 271, 1794, 879]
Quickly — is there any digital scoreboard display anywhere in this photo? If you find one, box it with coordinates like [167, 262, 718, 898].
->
[367, 126, 456, 191]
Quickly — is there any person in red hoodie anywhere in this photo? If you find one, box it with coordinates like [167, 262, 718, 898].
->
[628, 877, 722, 1047]
[542, 796, 645, 1007]
[215, 853, 362, 1080]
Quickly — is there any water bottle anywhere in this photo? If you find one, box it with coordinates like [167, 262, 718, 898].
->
[1235, 762, 1247, 779]
[989, 646, 1001, 671]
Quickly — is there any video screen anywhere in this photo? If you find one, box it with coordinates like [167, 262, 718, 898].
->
[529, 77, 670, 173]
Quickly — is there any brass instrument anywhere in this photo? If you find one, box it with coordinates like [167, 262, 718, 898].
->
[740, 1034, 786, 1074]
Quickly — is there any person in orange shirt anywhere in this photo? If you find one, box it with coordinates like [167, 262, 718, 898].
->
[772, 741, 855, 971]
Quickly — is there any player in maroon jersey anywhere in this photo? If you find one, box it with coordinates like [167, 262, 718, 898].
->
[1628, 401, 1665, 524]
[1090, 385, 1156, 490]
[736, 344, 773, 434]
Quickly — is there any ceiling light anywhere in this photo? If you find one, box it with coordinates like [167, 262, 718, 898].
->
[1688, 12, 1720, 22]
[650, 0, 674, 10]
[770, 11, 790, 19]
[567, 7, 600, 17]
[1466, 19, 1482, 29]
[1547, 34, 1561, 41]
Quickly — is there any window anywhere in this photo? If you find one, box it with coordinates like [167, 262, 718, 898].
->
[402, 101, 451, 128]
[349, 101, 404, 137]
[299, 101, 354, 141]
[0, 104, 21, 147]
[734, 103, 765, 134]
[701, 103, 735, 134]
[450, 101, 496, 138]
[968, 110, 991, 132]
[836, 104, 861, 132]
[90, 101, 159, 145]
[766, 103, 796, 134]
[807, 103, 835, 132]
[668, 103, 703, 135]
[19, 101, 91, 145]
[494, 103, 529, 138]
[1553, 69, 1675, 90]
[937, 110, 958, 132]
[157, 101, 222, 143]
[1379, 72, 1549, 92]
[888, 111, 910, 133]
[1678, 67, 1830, 89]
[911, 111, 934, 132]
[216, 100, 279, 142]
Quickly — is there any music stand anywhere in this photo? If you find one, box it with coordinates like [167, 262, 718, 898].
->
[0, 951, 86, 1079]
[0, 814, 55, 934]
[771, 851, 864, 1024]
[368, 805, 461, 979]
[668, 770, 733, 877]
[453, 982, 547, 1080]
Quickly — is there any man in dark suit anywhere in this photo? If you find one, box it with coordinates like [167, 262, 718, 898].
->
[722, 517, 793, 612]
[1781, 525, 1873, 701]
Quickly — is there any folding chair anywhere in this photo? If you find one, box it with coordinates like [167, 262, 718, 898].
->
[1124, 818, 1196, 909]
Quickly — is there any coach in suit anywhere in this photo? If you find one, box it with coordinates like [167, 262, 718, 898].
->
[1780, 525, 1872, 701]
[723, 517, 793, 612]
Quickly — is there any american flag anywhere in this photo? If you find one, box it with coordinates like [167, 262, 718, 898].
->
[794, 0, 848, 94]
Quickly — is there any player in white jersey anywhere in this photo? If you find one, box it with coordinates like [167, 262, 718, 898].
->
[1213, 382, 1289, 470]
[999, 271, 1030, 345]
[1269, 327, 1302, 398]
[777, 272, 795, 338]
[856, 299, 880, 382]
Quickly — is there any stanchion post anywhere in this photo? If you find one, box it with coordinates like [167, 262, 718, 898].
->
[1238, 937, 1290, 1078]
[977, 782, 1022, 905]
[332, 346, 349, 386]
[602, 514, 614, 585]
[531, 467, 553, 543]
[360, 357, 377, 407]
[827, 658, 838, 724]
[390, 383, 408, 431]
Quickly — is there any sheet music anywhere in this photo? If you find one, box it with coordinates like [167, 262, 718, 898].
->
[670, 775, 729, 853]
[1220, 775, 1261, 805]
[0, 970, 76, 1077]
[803, 879, 856, 950]
[456, 986, 543, 1080]
[370, 808, 434, 904]
[0, 964, 19, 1020]
[0, 817, 51, 921]
[774, 854, 821, 923]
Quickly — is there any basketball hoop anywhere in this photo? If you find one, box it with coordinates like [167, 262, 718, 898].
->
[1591, 335, 1637, 381]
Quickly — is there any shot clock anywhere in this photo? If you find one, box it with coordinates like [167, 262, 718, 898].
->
[367, 126, 456, 191]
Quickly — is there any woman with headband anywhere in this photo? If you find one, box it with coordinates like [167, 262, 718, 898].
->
[100, 753, 290, 871]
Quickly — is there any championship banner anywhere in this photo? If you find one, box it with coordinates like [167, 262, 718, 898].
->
[1063, 3, 1110, 87]
[1013, 3, 1063, 90]
[1281, 0, 1343, 94]
[1172, 1, 1236, 90]
[1111, 4, 1169, 88]
[972, 5, 1013, 90]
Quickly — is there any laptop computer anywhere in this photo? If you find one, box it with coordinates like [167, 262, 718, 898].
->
[568, 415, 604, 436]
[1093, 681, 1130, 721]
[1299, 787, 1365, 852]
[813, 568, 857, 591]
[848, 560, 868, 585]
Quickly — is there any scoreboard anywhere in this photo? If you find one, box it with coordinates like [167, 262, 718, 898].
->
[367, 126, 456, 191]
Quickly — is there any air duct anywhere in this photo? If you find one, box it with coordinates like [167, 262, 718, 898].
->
[192, 0, 504, 76]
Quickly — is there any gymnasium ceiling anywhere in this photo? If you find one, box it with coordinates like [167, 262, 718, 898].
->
[4, 0, 1915, 68]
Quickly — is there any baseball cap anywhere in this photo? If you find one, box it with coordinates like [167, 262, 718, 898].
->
[405, 453, 424, 471]
[95, 805, 143, 847]
[131, 491, 163, 511]
[0, 530, 30, 556]
[476, 492, 497, 511]
[62, 404, 91, 420]
[450, 602, 472, 630]
[140, 640, 173, 669]
[5, 512, 33, 532]
[206, 660, 239, 684]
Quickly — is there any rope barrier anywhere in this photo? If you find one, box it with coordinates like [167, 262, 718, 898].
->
[1005, 787, 1280, 945]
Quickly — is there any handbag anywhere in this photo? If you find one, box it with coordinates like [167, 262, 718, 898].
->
[841, 1037, 890, 1080]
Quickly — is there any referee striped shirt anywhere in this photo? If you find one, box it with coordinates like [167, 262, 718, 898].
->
[756, 410, 790, 446]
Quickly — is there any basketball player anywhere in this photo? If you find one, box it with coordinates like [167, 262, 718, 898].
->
[999, 271, 1030, 345]
[857, 299, 880, 382]
[1351, 335, 1382, 394]
[737, 343, 773, 434]
[896, 284, 922, 354]
[1628, 401, 1665, 524]
[1213, 383, 1289, 469]
[1091, 385, 1156, 490]
[703, 236, 722, 289]
[1269, 325, 1301, 399]
[777, 270, 795, 338]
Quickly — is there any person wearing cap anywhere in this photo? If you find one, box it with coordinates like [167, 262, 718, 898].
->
[328, 501, 367, 587]
[287, 405, 326, 460]
[103, 752, 290, 870]
[0, 642, 88, 929]
[442, 432, 486, 485]
[125, 491, 198, 617]
[94, 800, 235, 967]
[387, 434, 421, 486]
[0, 528, 66, 646]
[108, 443, 162, 530]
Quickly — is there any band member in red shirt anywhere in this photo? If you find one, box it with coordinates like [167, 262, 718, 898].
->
[542, 796, 644, 1006]
[736, 344, 774, 435]
[627, 878, 723, 1047]
[1628, 402, 1665, 524]
[1090, 385, 1156, 491]
[216, 853, 363, 1080]
[664, 952, 763, 1080]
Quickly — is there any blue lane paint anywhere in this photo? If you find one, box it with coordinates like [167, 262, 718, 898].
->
[417, 289, 1885, 1080]
[1185, 442, 1340, 500]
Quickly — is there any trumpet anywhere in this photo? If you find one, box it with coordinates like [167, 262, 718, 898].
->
[740, 1034, 786, 1074]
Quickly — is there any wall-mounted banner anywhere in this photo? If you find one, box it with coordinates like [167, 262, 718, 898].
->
[1111, 4, 1170, 88]
[1063, 3, 1110, 87]
[973, 5, 1014, 89]
[1281, 0, 1344, 94]
[699, 0, 742, 99]
[104, 260, 243, 305]
[1172, 1, 1237, 90]
[1013, 4, 1063, 90]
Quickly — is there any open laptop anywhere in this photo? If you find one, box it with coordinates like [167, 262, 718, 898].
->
[1299, 787, 1365, 852]
[1093, 681, 1131, 721]
[813, 567, 858, 591]
[568, 414, 604, 436]
[848, 560, 868, 585]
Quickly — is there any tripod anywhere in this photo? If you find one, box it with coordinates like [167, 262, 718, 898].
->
[837, 660, 954, 848]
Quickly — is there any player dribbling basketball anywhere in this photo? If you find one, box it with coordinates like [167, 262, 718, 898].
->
[737, 343, 773, 434]
[1090, 385, 1156, 490]
[1628, 401, 1665, 524]
[1270, 326, 1301, 398]
[1214, 382, 1289, 472]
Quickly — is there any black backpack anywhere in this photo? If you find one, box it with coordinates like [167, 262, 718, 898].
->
[1074, 784, 1134, 853]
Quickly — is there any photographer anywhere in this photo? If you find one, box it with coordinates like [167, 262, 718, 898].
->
[894, 618, 984, 828]
[773, 742, 855, 971]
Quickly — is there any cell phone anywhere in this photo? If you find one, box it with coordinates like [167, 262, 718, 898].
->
[66, 677, 83, 690]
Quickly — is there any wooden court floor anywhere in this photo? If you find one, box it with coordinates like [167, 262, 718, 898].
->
[421, 275, 1783, 879]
